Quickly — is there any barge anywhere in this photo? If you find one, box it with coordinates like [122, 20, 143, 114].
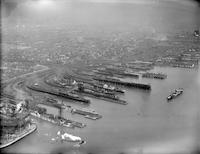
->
[167, 88, 183, 101]
[93, 77, 151, 90]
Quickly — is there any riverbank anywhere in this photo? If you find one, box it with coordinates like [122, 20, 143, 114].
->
[0, 123, 37, 149]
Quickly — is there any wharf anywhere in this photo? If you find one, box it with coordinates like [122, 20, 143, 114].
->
[93, 77, 151, 90]
[103, 68, 139, 78]
[74, 89, 127, 105]
[126, 65, 153, 71]
[59, 116, 86, 128]
[85, 85, 116, 95]
[93, 70, 114, 77]
[120, 72, 139, 78]
[27, 84, 90, 104]
[155, 60, 198, 69]
[30, 111, 86, 128]
[92, 83, 125, 94]
[170, 63, 195, 68]
[142, 72, 167, 79]
[71, 108, 102, 120]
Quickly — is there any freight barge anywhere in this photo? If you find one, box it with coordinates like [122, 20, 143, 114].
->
[93, 77, 151, 90]
[27, 83, 90, 104]
[142, 72, 167, 79]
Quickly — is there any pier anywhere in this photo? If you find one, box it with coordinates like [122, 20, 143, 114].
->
[142, 72, 167, 79]
[30, 111, 86, 128]
[71, 107, 102, 120]
[27, 84, 90, 104]
[74, 83, 127, 105]
[93, 77, 151, 90]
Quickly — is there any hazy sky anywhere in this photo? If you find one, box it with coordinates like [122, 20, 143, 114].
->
[1, 0, 200, 32]
[1, 0, 198, 18]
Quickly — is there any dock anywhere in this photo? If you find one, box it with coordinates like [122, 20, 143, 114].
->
[142, 72, 167, 79]
[74, 83, 127, 105]
[71, 107, 102, 120]
[30, 111, 86, 128]
[93, 77, 151, 90]
[27, 84, 90, 104]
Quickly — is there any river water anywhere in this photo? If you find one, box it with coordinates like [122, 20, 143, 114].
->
[2, 0, 200, 154]
[2, 66, 199, 154]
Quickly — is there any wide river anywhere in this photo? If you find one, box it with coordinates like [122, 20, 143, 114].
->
[2, 66, 200, 154]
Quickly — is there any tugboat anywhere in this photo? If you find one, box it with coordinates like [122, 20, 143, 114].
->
[167, 88, 183, 101]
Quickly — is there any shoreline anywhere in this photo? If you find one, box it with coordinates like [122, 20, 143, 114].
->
[0, 123, 37, 149]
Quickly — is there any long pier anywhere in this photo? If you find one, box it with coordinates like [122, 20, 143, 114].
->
[93, 77, 151, 90]
[30, 111, 86, 128]
[142, 72, 167, 79]
[27, 84, 90, 104]
[74, 89, 127, 105]
[71, 107, 102, 120]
